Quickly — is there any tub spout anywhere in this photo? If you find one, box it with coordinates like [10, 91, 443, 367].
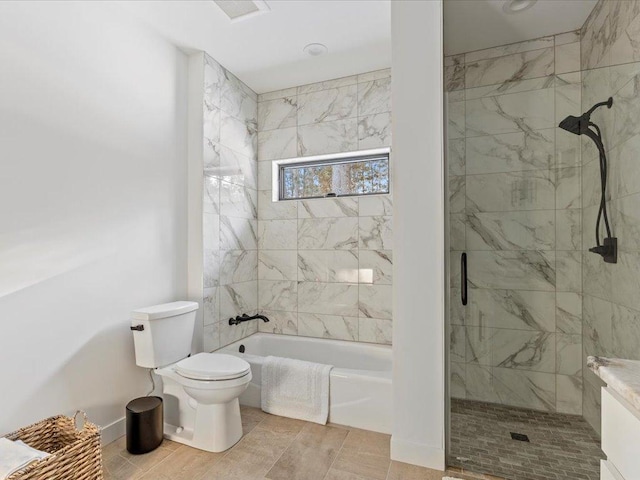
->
[229, 313, 270, 325]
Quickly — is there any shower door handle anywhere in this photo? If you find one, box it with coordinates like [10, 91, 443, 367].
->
[461, 252, 468, 306]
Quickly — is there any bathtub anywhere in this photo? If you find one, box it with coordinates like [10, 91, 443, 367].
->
[220, 333, 392, 434]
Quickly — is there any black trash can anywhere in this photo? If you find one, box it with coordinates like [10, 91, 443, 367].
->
[126, 396, 163, 454]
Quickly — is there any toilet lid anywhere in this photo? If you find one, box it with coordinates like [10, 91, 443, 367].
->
[175, 353, 251, 381]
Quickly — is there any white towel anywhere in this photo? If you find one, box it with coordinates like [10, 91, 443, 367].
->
[261, 356, 333, 424]
[0, 438, 50, 479]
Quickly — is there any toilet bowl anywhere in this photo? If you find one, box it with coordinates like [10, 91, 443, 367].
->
[130, 301, 252, 453]
[156, 353, 252, 452]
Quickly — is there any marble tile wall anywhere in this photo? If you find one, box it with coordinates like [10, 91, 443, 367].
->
[201, 53, 259, 351]
[447, 31, 584, 414]
[256, 70, 393, 344]
[580, 0, 640, 435]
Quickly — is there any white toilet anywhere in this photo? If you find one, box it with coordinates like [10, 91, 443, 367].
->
[130, 301, 252, 453]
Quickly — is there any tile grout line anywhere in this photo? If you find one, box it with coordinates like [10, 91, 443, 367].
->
[194, 410, 274, 480]
[319, 427, 350, 480]
[262, 421, 319, 480]
[384, 456, 393, 480]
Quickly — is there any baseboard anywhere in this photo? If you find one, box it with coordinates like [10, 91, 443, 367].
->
[390, 436, 445, 470]
[100, 417, 125, 446]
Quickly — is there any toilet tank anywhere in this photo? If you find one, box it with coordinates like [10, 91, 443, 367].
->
[131, 301, 199, 368]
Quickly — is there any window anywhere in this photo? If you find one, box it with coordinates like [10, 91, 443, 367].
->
[273, 148, 390, 201]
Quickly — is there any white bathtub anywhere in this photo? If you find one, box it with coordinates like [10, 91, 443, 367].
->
[220, 333, 392, 434]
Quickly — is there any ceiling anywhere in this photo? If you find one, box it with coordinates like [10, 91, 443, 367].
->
[444, 0, 598, 56]
[118, 0, 391, 94]
[117, 1, 598, 94]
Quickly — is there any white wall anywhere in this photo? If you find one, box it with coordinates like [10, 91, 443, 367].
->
[0, 1, 188, 440]
[391, 0, 446, 470]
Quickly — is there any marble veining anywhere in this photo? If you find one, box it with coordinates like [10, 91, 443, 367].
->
[298, 197, 358, 218]
[492, 330, 555, 373]
[297, 119, 358, 156]
[581, 0, 611, 70]
[297, 75, 358, 95]
[359, 284, 392, 320]
[220, 81, 257, 128]
[446, 34, 583, 413]
[220, 182, 257, 220]
[556, 292, 582, 335]
[448, 138, 465, 176]
[465, 76, 555, 101]
[258, 250, 297, 281]
[219, 281, 258, 322]
[465, 88, 555, 138]
[255, 70, 393, 345]
[297, 85, 358, 125]
[201, 53, 258, 352]
[467, 288, 556, 332]
[465, 36, 554, 64]
[258, 96, 297, 132]
[257, 127, 297, 161]
[359, 196, 392, 216]
[258, 220, 297, 250]
[358, 112, 392, 149]
[588, 356, 640, 413]
[298, 313, 358, 342]
[221, 216, 258, 251]
[297, 250, 359, 283]
[297, 282, 359, 317]
[258, 311, 298, 335]
[359, 317, 392, 344]
[466, 210, 555, 251]
[358, 77, 392, 116]
[219, 250, 258, 285]
[466, 170, 555, 213]
[468, 250, 555, 291]
[465, 129, 554, 174]
[258, 280, 298, 312]
[298, 218, 359, 250]
[219, 145, 257, 189]
[358, 250, 393, 285]
[465, 47, 554, 89]
[445, 63, 465, 92]
[359, 216, 392, 250]
[220, 111, 257, 159]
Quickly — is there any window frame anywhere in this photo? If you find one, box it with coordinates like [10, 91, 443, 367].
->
[271, 147, 391, 202]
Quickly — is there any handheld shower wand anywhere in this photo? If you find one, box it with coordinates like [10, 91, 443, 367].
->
[559, 97, 616, 263]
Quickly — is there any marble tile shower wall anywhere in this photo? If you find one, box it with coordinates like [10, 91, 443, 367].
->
[201, 54, 259, 351]
[579, 0, 640, 435]
[255, 70, 393, 344]
[446, 32, 584, 414]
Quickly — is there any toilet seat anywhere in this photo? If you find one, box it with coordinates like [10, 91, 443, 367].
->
[175, 353, 250, 381]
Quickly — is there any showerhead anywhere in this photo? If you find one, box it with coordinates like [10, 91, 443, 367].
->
[559, 96, 617, 263]
[558, 97, 613, 136]
[558, 115, 582, 135]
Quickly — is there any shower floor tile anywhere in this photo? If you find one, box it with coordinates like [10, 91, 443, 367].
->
[449, 398, 604, 480]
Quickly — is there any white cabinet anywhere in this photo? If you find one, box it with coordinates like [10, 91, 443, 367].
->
[601, 387, 640, 480]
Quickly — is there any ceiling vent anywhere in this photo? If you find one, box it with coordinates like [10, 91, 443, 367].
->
[213, 0, 270, 22]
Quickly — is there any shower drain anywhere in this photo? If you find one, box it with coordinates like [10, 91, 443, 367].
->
[510, 432, 530, 442]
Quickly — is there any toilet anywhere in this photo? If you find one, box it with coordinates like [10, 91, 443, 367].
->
[130, 301, 252, 453]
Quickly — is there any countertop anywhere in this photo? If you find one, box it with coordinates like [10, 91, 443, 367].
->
[588, 355, 640, 412]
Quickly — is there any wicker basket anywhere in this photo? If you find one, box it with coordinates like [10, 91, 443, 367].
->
[4, 411, 103, 480]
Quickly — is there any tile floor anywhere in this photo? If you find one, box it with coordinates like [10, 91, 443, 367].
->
[449, 399, 604, 480]
[103, 406, 458, 480]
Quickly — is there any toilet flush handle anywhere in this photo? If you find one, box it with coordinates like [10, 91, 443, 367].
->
[130, 325, 144, 331]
